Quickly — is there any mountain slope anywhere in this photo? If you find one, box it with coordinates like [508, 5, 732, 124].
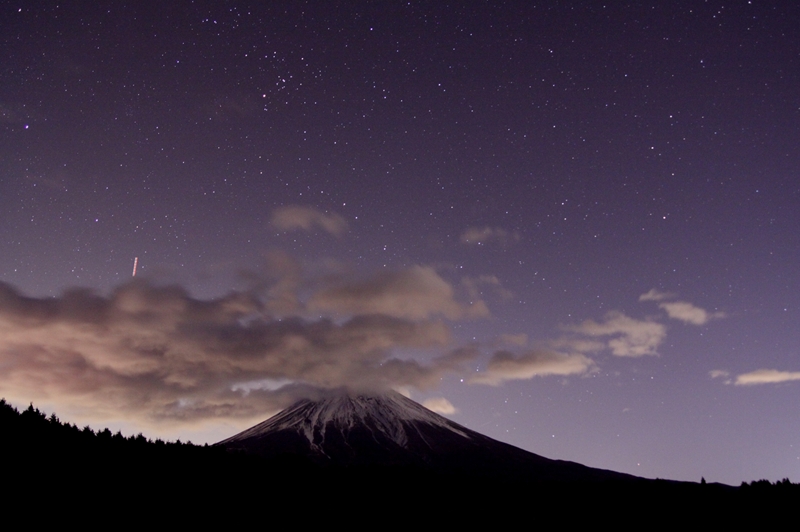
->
[219, 390, 640, 483]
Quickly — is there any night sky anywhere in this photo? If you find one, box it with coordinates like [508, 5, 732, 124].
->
[2, 1, 799, 485]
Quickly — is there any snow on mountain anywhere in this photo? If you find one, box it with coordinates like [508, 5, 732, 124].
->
[219, 390, 641, 483]
[222, 391, 472, 451]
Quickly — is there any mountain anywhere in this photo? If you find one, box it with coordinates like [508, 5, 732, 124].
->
[0, 397, 750, 520]
[219, 390, 640, 484]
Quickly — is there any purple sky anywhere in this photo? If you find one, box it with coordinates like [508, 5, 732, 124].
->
[1, 1, 799, 485]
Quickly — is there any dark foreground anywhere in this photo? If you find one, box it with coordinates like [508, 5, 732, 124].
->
[2, 400, 795, 524]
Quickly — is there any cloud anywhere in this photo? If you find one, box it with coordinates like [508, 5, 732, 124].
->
[460, 227, 520, 246]
[470, 350, 595, 385]
[496, 333, 528, 347]
[240, 250, 304, 315]
[734, 369, 800, 386]
[638, 289, 673, 302]
[0, 280, 468, 428]
[709, 370, 732, 384]
[659, 301, 725, 325]
[422, 397, 457, 414]
[657, 301, 711, 325]
[567, 312, 666, 357]
[548, 337, 607, 354]
[271, 205, 348, 237]
[310, 266, 489, 320]
[639, 289, 723, 325]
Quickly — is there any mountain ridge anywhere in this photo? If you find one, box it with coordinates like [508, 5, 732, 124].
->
[219, 390, 643, 483]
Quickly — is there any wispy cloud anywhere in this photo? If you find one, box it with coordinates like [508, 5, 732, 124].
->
[470, 349, 595, 385]
[711, 368, 800, 386]
[566, 311, 666, 357]
[496, 333, 529, 347]
[658, 301, 712, 325]
[548, 337, 607, 354]
[460, 226, 520, 246]
[734, 369, 800, 386]
[310, 265, 489, 320]
[0, 268, 727, 432]
[638, 289, 673, 302]
[0, 276, 476, 428]
[271, 205, 348, 237]
[422, 397, 457, 414]
[639, 289, 724, 325]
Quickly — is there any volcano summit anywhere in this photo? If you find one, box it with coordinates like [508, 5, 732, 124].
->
[219, 390, 639, 484]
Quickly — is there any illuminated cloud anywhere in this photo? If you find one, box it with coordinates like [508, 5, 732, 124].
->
[250, 250, 304, 314]
[470, 350, 595, 385]
[638, 289, 673, 302]
[567, 311, 666, 357]
[657, 301, 711, 325]
[310, 265, 489, 320]
[422, 397, 457, 414]
[460, 226, 520, 246]
[549, 337, 607, 354]
[661, 301, 725, 325]
[0, 280, 465, 428]
[709, 370, 732, 384]
[639, 289, 723, 325]
[271, 205, 348, 237]
[497, 333, 529, 347]
[734, 369, 800, 386]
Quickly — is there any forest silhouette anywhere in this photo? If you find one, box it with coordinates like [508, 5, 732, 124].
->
[2, 399, 795, 523]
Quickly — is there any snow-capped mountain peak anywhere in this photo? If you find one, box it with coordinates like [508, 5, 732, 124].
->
[221, 390, 474, 456]
[218, 389, 640, 483]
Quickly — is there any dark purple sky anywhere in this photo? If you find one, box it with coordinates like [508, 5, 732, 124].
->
[1, 1, 798, 485]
